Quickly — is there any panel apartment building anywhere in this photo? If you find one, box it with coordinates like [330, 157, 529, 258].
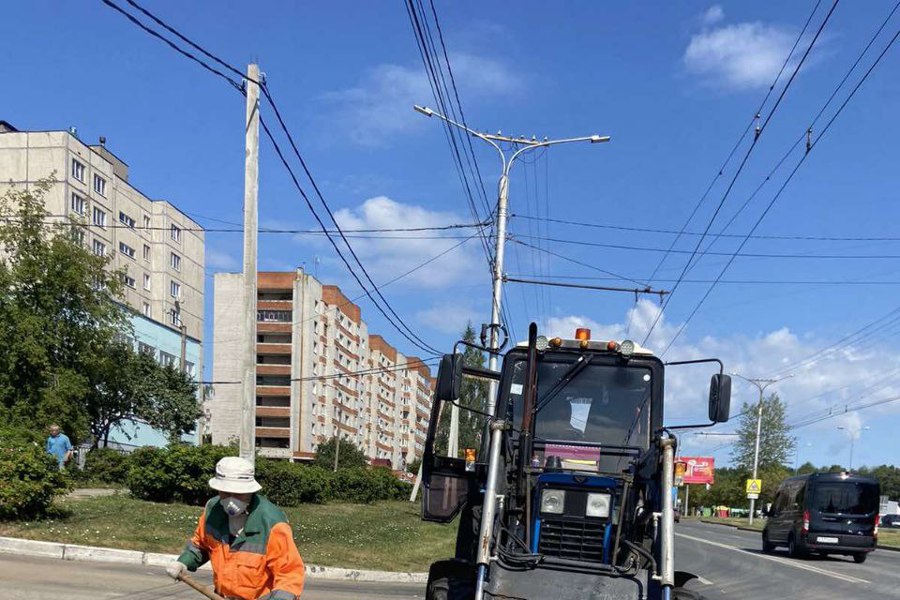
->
[212, 270, 434, 468]
[0, 121, 205, 393]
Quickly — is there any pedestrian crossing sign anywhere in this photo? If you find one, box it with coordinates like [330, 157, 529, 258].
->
[746, 479, 762, 494]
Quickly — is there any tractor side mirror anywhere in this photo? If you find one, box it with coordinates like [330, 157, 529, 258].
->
[435, 353, 463, 402]
[708, 374, 732, 423]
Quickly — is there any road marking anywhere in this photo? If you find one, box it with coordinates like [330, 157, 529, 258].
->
[675, 532, 870, 585]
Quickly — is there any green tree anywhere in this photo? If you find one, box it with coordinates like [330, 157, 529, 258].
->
[313, 436, 368, 470]
[86, 342, 200, 447]
[0, 180, 126, 441]
[731, 392, 795, 470]
[796, 461, 817, 475]
[433, 323, 490, 458]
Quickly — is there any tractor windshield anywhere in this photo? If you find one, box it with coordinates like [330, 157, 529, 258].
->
[508, 356, 653, 449]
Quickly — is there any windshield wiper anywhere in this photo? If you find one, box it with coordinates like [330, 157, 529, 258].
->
[534, 353, 593, 415]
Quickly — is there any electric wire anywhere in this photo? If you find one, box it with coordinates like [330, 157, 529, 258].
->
[641, 0, 840, 347]
[658, 17, 900, 357]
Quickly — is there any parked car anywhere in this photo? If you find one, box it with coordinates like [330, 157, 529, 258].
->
[762, 472, 880, 564]
[881, 514, 900, 528]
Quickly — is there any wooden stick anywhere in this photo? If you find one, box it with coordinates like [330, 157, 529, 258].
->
[178, 573, 227, 600]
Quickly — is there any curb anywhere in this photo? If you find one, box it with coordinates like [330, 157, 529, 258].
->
[696, 519, 900, 552]
[0, 536, 428, 583]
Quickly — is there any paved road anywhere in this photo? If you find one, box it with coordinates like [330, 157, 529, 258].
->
[0, 554, 424, 600]
[2, 523, 897, 599]
[676, 520, 900, 599]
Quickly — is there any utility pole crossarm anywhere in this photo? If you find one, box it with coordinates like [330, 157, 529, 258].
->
[414, 104, 611, 416]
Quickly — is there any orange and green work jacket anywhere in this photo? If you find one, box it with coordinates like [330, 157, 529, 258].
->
[177, 494, 305, 600]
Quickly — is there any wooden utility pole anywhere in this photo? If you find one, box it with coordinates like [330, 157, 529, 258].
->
[240, 64, 260, 465]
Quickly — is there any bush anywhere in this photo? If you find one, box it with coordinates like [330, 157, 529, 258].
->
[81, 448, 131, 484]
[0, 430, 70, 520]
[127, 444, 235, 505]
[256, 460, 331, 506]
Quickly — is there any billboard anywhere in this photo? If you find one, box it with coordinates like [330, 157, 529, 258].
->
[680, 456, 715, 485]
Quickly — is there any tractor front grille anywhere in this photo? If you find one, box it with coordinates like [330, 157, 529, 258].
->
[538, 517, 605, 563]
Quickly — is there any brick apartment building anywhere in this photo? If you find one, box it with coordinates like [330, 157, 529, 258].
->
[211, 270, 434, 468]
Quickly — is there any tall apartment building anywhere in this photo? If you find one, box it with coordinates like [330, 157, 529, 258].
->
[0, 121, 205, 387]
[212, 270, 434, 468]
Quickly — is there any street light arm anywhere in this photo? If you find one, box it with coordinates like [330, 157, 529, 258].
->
[412, 104, 504, 164]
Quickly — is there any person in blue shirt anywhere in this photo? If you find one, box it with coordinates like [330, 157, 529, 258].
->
[46, 424, 73, 469]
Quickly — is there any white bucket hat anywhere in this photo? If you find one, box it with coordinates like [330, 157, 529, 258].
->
[209, 456, 262, 494]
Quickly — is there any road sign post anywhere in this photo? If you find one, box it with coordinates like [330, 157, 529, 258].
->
[746, 479, 762, 504]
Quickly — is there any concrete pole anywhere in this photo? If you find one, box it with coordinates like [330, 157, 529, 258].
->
[179, 322, 187, 373]
[239, 63, 260, 465]
[749, 386, 763, 525]
[448, 401, 460, 458]
[485, 173, 509, 416]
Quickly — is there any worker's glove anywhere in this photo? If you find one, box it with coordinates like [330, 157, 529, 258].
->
[166, 561, 187, 580]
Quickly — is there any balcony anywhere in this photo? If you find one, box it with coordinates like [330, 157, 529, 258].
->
[257, 364, 291, 376]
[255, 427, 290, 438]
[256, 406, 290, 418]
[256, 385, 291, 396]
[258, 322, 291, 333]
[256, 343, 291, 355]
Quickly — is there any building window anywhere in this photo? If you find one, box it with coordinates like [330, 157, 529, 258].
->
[159, 351, 176, 368]
[170, 280, 181, 299]
[257, 310, 292, 322]
[71, 159, 85, 182]
[185, 361, 195, 377]
[123, 274, 136, 288]
[168, 308, 180, 327]
[142, 302, 151, 317]
[72, 229, 85, 245]
[71, 193, 85, 215]
[92, 207, 106, 228]
[171, 224, 181, 242]
[93, 174, 106, 197]
[143, 215, 151, 229]
[119, 211, 135, 229]
[138, 342, 155, 356]
[119, 242, 135, 259]
[143, 244, 151, 261]
[170, 252, 181, 271]
[92, 239, 106, 256]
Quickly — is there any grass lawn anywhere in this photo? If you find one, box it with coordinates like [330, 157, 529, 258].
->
[694, 516, 900, 548]
[0, 495, 457, 572]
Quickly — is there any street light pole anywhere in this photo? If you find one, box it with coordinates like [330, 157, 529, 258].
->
[837, 425, 869, 470]
[414, 105, 610, 415]
[731, 372, 794, 525]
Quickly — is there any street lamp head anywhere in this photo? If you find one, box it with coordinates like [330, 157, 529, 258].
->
[590, 134, 611, 143]
[413, 105, 434, 117]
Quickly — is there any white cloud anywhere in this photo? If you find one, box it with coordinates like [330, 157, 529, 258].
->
[416, 302, 480, 335]
[206, 249, 239, 270]
[543, 300, 900, 466]
[701, 5, 725, 26]
[301, 195, 483, 289]
[322, 53, 520, 145]
[684, 22, 801, 90]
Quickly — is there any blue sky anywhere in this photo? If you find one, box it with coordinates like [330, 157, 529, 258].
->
[5, 1, 900, 468]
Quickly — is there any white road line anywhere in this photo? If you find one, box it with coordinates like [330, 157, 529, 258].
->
[675, 532, 870, 585]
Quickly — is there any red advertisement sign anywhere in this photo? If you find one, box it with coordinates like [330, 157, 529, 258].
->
[680, 456, 715, 485]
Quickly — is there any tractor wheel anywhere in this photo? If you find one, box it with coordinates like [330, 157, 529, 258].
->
[425, 560, 476, 600]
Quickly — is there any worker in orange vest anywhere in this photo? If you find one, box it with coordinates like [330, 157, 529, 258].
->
[166, 457, 305, 600]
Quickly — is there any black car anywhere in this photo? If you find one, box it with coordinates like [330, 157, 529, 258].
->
[762, 472, 880, 563]
[882, 514, 900, 528]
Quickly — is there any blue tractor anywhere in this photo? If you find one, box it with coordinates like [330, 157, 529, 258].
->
[419, 324, 731, 600]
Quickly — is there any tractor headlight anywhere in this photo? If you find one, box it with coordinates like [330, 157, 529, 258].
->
[540, 489, 566, 514]
[586, 493, 611, 518]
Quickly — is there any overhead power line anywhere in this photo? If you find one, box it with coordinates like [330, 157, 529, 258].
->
[505, 273, 900, 286]
[512, 233, 900, 260]
[511, 214, 900, 243]
[503, 276, 668, 298]
[642, 0, 841, 348]
[658, 9, 900, 357]
[102, 0, 442, 357]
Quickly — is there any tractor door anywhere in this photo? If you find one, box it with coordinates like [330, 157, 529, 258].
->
[421, 353, 496, 523]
